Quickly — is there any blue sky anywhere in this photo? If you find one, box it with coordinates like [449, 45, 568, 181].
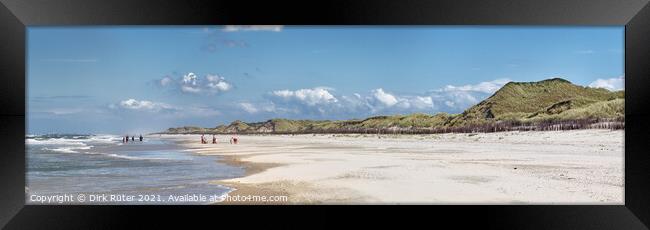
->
[27, 26, 624, 134]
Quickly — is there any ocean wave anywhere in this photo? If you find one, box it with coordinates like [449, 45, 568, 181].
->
[75, 151, 172, 161]
[28, 138, 88, 146]
[38, 146, 170, 161]
[102, 153, 172, 161]
[26, 134, 121, 146]
[27, 134, 92, 139]
[41, 146, 92, 154]
[88, 135, 122, 143]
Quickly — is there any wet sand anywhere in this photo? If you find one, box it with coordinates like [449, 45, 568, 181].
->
[163, 129, 623, 204]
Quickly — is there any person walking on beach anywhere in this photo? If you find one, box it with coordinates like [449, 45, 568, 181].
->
[131, 135, 135, 142]
[212, 135, 217, 144]
[122, 136, 125, 143]
[125, 135, 129, 143]
[139, 134, 143, 142]
[201, 134, 206, 144]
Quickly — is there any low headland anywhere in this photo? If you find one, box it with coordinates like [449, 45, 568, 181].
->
[158, 78, 624, 136]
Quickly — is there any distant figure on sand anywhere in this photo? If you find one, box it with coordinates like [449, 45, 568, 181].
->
[122, 137, 125, 143]
[201, 134, 207, 144]
[212, 135, 217, 144]
[131, 136, 135, 142]
[125, 135, 129, 143]
[230, 136, 238, 144]
[139, 134, 143, 142]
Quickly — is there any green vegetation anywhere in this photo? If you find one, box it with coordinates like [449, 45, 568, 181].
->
[158, 78, 624, 135]
[526, 98, 624, 122]
[448, 78, 623, 126]
[164, 126, 211, 134]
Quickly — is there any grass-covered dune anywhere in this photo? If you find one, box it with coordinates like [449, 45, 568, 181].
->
[160, 78, 624, 135]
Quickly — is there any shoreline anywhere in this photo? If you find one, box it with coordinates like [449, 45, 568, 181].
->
[169, 138, 297, 204]
[163, 129, 624, 204]
[169, 135, 378, 204]
[212, 155, 291, 205]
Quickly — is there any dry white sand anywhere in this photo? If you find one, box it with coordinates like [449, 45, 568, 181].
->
[162, 129, 623, 204]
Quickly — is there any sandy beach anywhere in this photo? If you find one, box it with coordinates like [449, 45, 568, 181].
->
[163, 129, 623, 204]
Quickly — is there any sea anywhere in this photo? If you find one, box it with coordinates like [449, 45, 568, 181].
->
[25, 134, 245, 205]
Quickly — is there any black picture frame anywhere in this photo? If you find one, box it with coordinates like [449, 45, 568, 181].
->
[1, 0, 649, 229]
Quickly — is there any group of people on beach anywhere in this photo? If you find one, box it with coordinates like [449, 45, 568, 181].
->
[200, 134, 238, 144]
[122, 134, 143, 143]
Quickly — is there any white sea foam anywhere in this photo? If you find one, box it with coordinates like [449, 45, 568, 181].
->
[103, 153, 171, 161]
[41, 146, 92, 154]
[27, 138, 87, 146]
[29, 134, 172, 161]
[88, 134, 122, 143]
[27, 134, 121, 146]
[79, 151, 172, 161]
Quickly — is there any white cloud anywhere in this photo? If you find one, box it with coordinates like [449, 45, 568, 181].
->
[206, 74, 232, 91]
[271, 87, 338, 106]
[441, 78, 511, 94]
[198, 27, 251, 53]
[244, 78, 516, 118]
[159, 77, 173, 87]
[113, 99, 220, 117]
[239, 102, 259, 114]
[214, 81, 232, 91]
[181, 86, 201, 93]
[159, 72, 233, 95]
[180, 72, 201, 93]
[444, 101, 455, 107]
[45, 108, 85, 115]
[411, 96, 434, 109]
[272, 90, 293, 98]
[118, 99, 174, 112]
[589, 76, 624, 91]
[366, 90, 435, 112]
[223, 25, 283, 32]
[430, 79, 511, 110]
[372, 88, 398, 107]
[238, 102, 279, 114]
[263, 87, 439, 117]
[436, 90, 480, 110]
[182, 72, 198, 85]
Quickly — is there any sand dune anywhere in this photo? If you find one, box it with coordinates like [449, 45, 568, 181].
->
[162, 129, 623, 204]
